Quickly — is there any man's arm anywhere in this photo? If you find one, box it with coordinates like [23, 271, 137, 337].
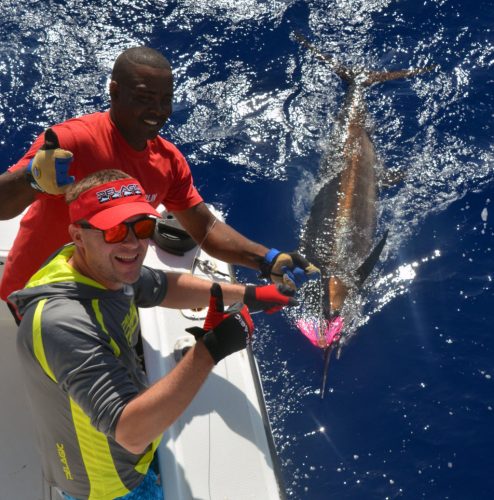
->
[0, 128, 74, 220]
[0, 168, 35, 220]
[159, 272, 297, 313]
[160, 273, 245, 309]
[173, 202, 269, 270]
[173, 202, 320, 289]
[115, 339, 214, 454]
[116, 284, 255, 454]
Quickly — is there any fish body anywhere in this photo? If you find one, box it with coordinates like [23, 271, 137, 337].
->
[302, 80, 379, 323]
[295, 35, 435, 395]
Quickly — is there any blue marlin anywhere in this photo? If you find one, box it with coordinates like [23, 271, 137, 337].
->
[295, 34, 434, 397]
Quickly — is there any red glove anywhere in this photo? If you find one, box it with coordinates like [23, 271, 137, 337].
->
[186, 283, 254, 364]
[243, 284, 298, 314]
[202, 281, 227, 331]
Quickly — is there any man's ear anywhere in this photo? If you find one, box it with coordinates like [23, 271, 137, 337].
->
[109, 80, 119, 100]
[69, 224, 84, 248]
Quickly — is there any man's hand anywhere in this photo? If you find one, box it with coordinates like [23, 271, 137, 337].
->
[243, 283, 298, 314]
[186, 283, 254, 364]
[261, 249, 320, 289]
[26, 128, 74, 194]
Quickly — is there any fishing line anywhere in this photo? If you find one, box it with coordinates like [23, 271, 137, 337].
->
[188, 216, 231, 279]
[198, 216, 217, 250]
[188, 216, 218, 276]
[180, 216, 233, 319]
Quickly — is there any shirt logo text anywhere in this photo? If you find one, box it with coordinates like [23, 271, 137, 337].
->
[56, 442, 73, 481]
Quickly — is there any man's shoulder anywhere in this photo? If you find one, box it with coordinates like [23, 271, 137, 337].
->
[17, 294, 97, 350]
[153, 135, 184, 156]
[52, 112, 110, 147]
[54, 111, 109, 133]
[38, 294, 94, 322]
[150, 136, 190, 174]
[133, 266, 168, 308]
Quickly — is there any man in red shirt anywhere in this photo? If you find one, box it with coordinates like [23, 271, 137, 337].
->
[0, 46, 318, 318]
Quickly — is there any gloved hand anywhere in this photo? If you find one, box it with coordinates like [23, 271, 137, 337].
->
[244, 283, 298, 314]
[26, 128, 74, 194]
[186, 283, 254, 364]
[260, 248, 320, 289]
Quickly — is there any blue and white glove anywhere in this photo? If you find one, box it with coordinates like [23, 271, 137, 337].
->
[260, 248, 320, 290]
[26, 128, 74, 194]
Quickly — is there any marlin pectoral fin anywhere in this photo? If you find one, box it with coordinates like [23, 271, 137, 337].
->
[356, 230, 389, 286]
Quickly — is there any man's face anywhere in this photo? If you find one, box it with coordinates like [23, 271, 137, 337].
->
[110, 63, 173, 150]
[70, 215, 150, 290]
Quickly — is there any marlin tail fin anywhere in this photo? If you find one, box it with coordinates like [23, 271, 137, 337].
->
[294, 31, 353, 83]
[294, 32, 436, 87]
[362, 65, 437, 86]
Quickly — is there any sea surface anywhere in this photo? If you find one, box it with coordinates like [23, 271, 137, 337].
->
[1, 1, 493, 499]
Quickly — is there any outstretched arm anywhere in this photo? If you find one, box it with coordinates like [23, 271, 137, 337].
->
[160, 272, 246, 309]
[160, 272, 297, 312]
[173, 202, 319, 288]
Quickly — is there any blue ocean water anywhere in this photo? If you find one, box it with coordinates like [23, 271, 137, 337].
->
[1, 1, 493, 499]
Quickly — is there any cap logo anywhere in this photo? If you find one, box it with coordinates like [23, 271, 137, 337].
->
[96, 183, 142, 204]
[68, 176, 161, 228]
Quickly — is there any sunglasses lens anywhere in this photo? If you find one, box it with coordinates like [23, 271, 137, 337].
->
[103, 223, 128, 243]
[133, 218, 156, 239]
[101, 218, 156, 243]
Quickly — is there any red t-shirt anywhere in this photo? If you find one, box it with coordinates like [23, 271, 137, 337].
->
[1, 111, 203, 301]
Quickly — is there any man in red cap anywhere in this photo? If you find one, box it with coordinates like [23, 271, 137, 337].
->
[10, 169, 296, 500]
[0, 46, 319, 321]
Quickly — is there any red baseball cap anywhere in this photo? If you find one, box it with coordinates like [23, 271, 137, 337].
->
[69, 178, 161, 229]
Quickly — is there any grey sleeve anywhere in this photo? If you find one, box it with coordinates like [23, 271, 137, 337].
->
[39, 300, 140, 438]
[133, 266, 168, 307]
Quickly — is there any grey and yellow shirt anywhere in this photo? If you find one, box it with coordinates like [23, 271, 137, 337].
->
[9, 245, 168, 500]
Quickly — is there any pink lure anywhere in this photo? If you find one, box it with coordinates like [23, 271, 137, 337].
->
[296, 316, 344, 348]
